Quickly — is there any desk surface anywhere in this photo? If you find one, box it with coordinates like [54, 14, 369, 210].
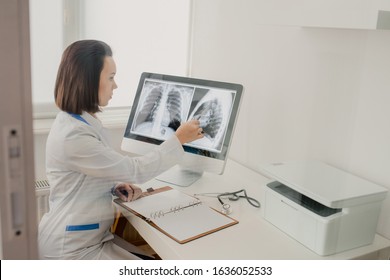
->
[116, 159, 390, 260]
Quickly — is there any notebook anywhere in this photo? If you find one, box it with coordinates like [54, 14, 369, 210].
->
[114, 186, 238, 244]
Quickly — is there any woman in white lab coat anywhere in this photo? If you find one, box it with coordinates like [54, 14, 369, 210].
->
[38, 40, 203, 259]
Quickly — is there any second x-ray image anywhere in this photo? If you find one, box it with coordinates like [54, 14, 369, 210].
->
[131, 80, 194, 141]
[187, 88, 235, 152]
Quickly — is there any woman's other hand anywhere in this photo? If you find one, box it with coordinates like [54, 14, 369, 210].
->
[114, 183, 142, 202]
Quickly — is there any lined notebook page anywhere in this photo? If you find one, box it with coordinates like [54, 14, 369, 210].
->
[152, 203, 235, 242]
[121, 188, 238, 243]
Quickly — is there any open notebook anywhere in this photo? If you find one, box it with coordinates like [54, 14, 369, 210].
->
[114, 186, 238, 244]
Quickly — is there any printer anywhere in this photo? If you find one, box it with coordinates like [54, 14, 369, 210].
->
[260, 160, 388, 256]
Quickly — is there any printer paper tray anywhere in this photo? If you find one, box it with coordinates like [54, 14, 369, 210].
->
[267, 181, 342, 217]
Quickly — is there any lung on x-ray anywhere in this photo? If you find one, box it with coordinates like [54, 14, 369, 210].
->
[131, 79, 235, 153]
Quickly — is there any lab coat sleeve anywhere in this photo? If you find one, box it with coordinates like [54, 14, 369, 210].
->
[63, 128, 184, 184]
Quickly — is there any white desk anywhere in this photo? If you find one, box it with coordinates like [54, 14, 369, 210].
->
[116, 159, 390, 260]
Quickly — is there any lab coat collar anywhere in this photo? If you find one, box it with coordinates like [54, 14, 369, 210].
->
[80, 111, 103, 130]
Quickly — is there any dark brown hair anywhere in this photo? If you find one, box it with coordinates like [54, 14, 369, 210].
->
[54, 40, 113, 114]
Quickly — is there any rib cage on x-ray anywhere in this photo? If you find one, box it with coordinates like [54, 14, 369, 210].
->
[192, 99, 222, 139]
[134, 84, 185, 138]
[142, 87, 163, 124]
[188, 90, 233, 151]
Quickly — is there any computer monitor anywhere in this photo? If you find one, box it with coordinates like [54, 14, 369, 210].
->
[121, 72, 243, 186]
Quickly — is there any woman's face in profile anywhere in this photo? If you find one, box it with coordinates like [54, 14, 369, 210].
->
[98, 56, 118, 106]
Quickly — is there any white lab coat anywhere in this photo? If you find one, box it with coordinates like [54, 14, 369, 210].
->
[38, 111, 184, 259]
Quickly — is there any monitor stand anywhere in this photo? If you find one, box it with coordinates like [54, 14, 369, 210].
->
[156, 165, 203, 187]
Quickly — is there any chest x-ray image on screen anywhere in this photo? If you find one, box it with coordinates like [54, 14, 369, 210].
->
[131, 81, 194, 143]
[122, 72, 243, 186]
[131, 80, 234, 153]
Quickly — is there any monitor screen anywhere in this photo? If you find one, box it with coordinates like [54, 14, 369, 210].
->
[122, 72, 243, 186]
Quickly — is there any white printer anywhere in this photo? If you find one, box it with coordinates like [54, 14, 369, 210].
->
[260, 160, 388, 256]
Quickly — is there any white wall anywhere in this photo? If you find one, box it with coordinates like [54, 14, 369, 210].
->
[82, 0, 192, 108]
[190, 1, 390, 239]
[29, 0, 63, 105]
[29, 0, 191, 109]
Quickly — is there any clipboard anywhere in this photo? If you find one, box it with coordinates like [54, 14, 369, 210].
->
[114, 186, 238, 244]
